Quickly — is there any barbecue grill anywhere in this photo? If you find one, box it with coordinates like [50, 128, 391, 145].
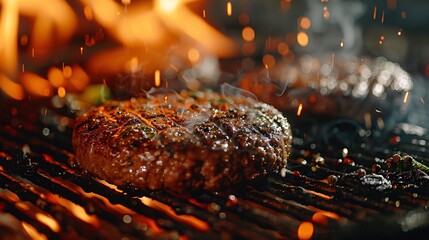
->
[1, 0, 429, 239]
[1, 92, 429, 240]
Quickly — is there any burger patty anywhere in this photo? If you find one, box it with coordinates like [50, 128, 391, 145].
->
[72, 90, 292, 192]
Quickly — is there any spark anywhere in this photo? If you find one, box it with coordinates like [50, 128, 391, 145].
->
[262, 54, 275, 68]
[340, 40, 344, 48]
[31, 48, 35, 58]
[297, 103, 303, 116]
[379, 35, 384, 45]
[403, 91, 409, 103]
[202, 9, 206, 18]
[297, 32, 309, 47]
[323, 6, 330, 20]
[80, 47, 84, 55]
[381, 11, 385, 23]
[154, 70, 161, 87]
[373, 6, 377, 19]
[226, 2, 232, 16]
[397, 29, 402, 36]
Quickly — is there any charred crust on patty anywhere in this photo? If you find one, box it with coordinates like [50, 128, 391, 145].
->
[72, 90, 292, 192]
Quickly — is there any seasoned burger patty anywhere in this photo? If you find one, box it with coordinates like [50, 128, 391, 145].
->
[72, 90, 292, 192]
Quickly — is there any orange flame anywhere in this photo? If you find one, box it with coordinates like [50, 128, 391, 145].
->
[1, 0, 237, 99]
[0, 0, 19, 76]
[154, 0, 238, 57]
[0, 73, 24, 100]
[141, 197, 210, 231]
[22, 222, 48, 240]
[21, 72, 53, 97]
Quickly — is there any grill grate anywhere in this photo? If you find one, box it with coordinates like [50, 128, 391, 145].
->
[1, 96, 429, 240]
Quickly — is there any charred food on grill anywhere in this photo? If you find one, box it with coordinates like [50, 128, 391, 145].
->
[72, 90, 292, 192]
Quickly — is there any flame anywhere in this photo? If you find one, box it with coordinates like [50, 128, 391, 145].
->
[0, 73, 24, 100]
[0, 0, 19, 75]
[1, 0, 238, 99]
[141, 197, 209, 231]
[21, 72, 53, 97]
[154, 0, 237, 57]
[0, 0, 77, 74]
[35, 212, 61, 233]
[81, 0, 236, 57]
[51, 194, 100, 227]
[157, 0, 181, 13]
[22, 222, 48, 240]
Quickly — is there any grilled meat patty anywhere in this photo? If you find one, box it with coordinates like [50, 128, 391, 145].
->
[72, 90, 292, 192]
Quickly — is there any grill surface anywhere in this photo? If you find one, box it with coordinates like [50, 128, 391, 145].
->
[1, 95, 429, 240]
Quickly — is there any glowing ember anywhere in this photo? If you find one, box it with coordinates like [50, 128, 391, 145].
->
[297, 103, 303, 116]
[57, 87, 66, 98]
[323, 6, 330, 20]
[403, 91, 409, 104]
[373, 6, 377, 19]
[226, 1, 232, 16]
[297, 221, 314, 240]
[35, 212, 60, 233]
[297, 32, 308, 47]
[306, 190, 331, 200]
[312, 212, 329, 225]
[155, 69, 161, 87]
[141, 197, 209, 231]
